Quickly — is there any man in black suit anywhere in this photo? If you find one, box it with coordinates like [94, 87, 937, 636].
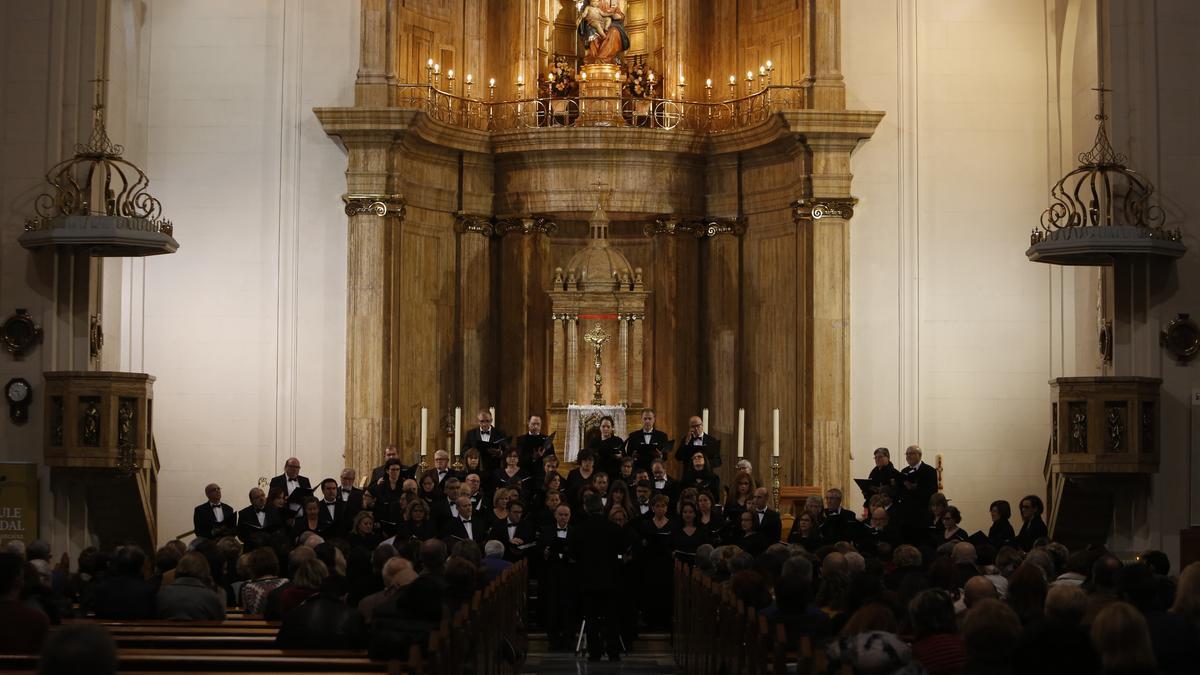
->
[625, 409, 670, 473]
[856, 507, 903, 557]
[442, 495, 488, 546]
[488, 499, 537, 562]
[337, 468, 365, 520]
[539, 504, 576, 650]
[430, 478, 463, 527]
[749, 487, 782, 543]
[515, 415, 556, 482]
[897, 444, 938, 544]
[268, 457, 312, 516]
[570, 495, 625, 662]
[193, 483, 237, 540]
[237, 487, 283, 550]
[432, 450, 454, 487]
[462, 408, 509, 478]
[820, 488, 861, 543]
[673, 415, 722, 469]
[316, 478, 349, 538]
[649, 459, 678, 507]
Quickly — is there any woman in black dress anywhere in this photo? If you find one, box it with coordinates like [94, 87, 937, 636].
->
[608, 480, 636, 517]
[462, 448, 486, 489]
[371, 460, 408, 529]
[724, 471, 755, 520]
[637, 494, 675, 630]
[346, 511, 381, 551]
[938, 505, 969, 546]
[396, 499, 438, 542]
[290, 498, 323, 544]
[696, 491, 726, 544]
[565, 450, 598, 509]
[587, 415, 626, 482]
[787, 511, 823, 551]
[987, 499, 1016, 549]
[729, 510, 767, 556]
[493, 448, 530, 502]
[416, 469, 440, 504]
[681, 451, 721, 497]
[672, 501, 709, 565]
[1015, 494, 1048, 551]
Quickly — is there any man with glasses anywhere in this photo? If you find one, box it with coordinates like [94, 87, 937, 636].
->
[673, 414, 722, 469]
[370, 445, 412, 487]
[269, 457, 312, 516]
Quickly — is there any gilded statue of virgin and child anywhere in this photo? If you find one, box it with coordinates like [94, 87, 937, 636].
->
[577, 0, 631, 64]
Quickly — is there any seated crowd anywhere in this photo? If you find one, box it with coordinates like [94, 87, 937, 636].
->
[1, 410, 1197, 674]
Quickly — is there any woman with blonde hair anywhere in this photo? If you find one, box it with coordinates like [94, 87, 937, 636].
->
[1090, 601, 1156, 675]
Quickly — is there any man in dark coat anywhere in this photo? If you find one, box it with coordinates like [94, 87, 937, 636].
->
[87, 546, 157, 619]
[673, 415, 722, 469]
[237, 487, 284, 551]
[462, 409, 509, 479]
[570, 495, 625, 661]
[268, 457, 312, 516]
[193, 483, 236, 540]
[749, 487, 782, 543]
[897, 444, 938, 545]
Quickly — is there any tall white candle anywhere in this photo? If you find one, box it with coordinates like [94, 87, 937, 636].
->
[737, 408, 745, 458]
[772, 408, 780, 457]
[489, 406, 496, 428]
[701, 408, 709, 434]
[454, 407, 462, 457]
[420, 407, 428, 456]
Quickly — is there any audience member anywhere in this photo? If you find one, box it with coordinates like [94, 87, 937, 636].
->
[36, 624, 118, 675]
[88, 546, 157, 619]
[0, 551, 49, 653]
[156, 552, 226, 620]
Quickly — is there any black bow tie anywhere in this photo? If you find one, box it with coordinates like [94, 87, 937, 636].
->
[558, 527, 568, 531]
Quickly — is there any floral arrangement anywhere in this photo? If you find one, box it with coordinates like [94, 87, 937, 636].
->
[624, 62, 656, 99]
[542, 60, 577, 98]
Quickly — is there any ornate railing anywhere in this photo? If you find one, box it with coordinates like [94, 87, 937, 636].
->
[394, 83, 806, 134]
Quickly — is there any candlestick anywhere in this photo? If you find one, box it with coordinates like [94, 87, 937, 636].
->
[705, 78, 713, 100]
[678, 74, 686, 99]
[728, 75, 736, 99]
[770, 455, 781, 511]
[426, 59, 434, 86]
[772, 408, 780, 457]
[701, 408, 709, 434]
[765, 60, 774, 86]
[737, 408, 745, 458]
[420, 408, 428, 457]
[454, 407, 462, 457]
[488, 77, 495, 100]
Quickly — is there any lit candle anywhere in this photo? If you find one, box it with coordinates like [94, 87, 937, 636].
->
[516, 74, 524, 85]
[701, 408, 709, 434]
[772, 408, 780, 457]
[447, 69, 454, 80]
[579, 70, 586, 81]
[648, 72, 655, 82]
[548, 72, 556, 82]
[766, 60, 773, 69]
[729, 75, 736, 85]
[705, 78, 712, 88]
[679, 74, 685, 85]
[427, 58, 434, 68]
[465, 73, 473, 84]
[488, 77, 495, 87]
[489, 406, 496, 428]
[737, 408, 745, 458]
[746, 70, 754, 82]
[454, 407, 462, 457]
[434, 63, 441, 75]
[759, 66, 765, 76]
[420, 407, 428, 457]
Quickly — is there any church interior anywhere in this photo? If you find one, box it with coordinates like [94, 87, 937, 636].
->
[1, 0, 1199, 672]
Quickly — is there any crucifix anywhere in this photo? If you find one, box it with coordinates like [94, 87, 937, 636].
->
[583, 323, 611, 405]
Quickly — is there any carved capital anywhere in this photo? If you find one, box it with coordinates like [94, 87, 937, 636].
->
[645, 218, 746, 238]
[792, 198, 857, 222]
[343, 194, 406, 219]
[495, 217, 557, 237]
[454, 212, 494, 237]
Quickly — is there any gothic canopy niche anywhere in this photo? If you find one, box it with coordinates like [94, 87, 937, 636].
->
[316, 0, 881, 494]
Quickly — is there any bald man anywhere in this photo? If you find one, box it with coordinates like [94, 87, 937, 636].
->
[268, 457, 312, 514]
[674, 415, 722, 469]
[236, 487, 283, 550]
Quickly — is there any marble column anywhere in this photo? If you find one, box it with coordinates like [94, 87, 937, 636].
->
[551, 315, 565, 406]
[808, 0, 846, 110]
[498, 221, 552, 425]
[619, 315, 630, 406]
[567, 316, 579, 405]
[342, 136, 401, 483]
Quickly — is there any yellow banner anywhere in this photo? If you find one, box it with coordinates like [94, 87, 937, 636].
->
[0, 463, 38, 545]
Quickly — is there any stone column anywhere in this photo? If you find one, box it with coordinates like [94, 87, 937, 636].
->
[701, 230, 742, 487]
[808, 0, 846, 110]
[551, 315, 565, 406]
[567, 316, 579, 404]
[619, 314, 630, 405]
[498, 219, 554, 425]
[456, 216, 493, 424]
[342, 135, 402, 483]
[631, 316, 644, 407]
[356, 0, 391, 106]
